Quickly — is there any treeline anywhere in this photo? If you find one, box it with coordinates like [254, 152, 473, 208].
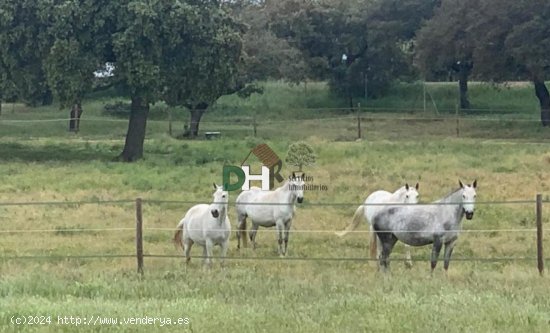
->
[0, 0, 549, 160]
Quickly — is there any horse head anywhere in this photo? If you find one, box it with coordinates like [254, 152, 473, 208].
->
[211, 183, 228, 219]
[290, 172, 305, 203]
[404, 183, 420, 204]
[459, 179, 477, 220]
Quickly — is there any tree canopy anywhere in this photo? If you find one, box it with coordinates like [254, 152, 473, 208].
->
[1, 0, 550, 160]
[0, 0, 247, 160]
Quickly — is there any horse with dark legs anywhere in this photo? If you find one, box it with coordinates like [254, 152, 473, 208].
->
[373, 180, 477, 274]
[336, 183, 420, 267]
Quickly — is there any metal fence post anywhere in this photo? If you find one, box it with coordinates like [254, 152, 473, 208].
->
[357, 103, 362, 139]
[536, 194, 544, 276]
[136, 198, 144, 276]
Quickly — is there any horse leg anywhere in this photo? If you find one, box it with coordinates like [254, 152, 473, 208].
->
[249, 223, 259, 250]
[237, 214, 247, 250]
[183, 238, 194, 264]
[378, 232, 398, 273]
[283, 219, 292, 256]
[376, 235, 382, 262]
[443, 240, 457, 276]
[220, 240, 229, 268]
[205, 239, 214, 268]
[404, 244, 413, 269]
[275, 219, 284, 256]
[202, 246, 207, 265]
[431, 238, 443, 273]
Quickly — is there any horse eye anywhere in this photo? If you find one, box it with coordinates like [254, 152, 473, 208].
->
[406, 195, 409, 198]
[463, 195, 466, 199]
[222, 195, 226, 198]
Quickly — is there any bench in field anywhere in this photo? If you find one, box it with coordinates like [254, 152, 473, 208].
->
[205, 131, 221, 140]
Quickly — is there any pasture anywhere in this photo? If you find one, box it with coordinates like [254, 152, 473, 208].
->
[1, 82, 550, 332]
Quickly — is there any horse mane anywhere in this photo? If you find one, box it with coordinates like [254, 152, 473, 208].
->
[437, 187, 462, 202]
[274, 180, 291, 193]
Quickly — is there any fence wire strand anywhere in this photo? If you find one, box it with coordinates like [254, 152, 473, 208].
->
[0, 227, 542, 234]
[0, 254, 541, 263]
[0, 198, 541, 207]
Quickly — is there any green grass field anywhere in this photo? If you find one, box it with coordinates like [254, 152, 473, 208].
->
[1, 82, 550, 332]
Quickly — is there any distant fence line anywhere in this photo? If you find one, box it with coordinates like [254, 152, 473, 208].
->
[0, 195, 546, 276]
[0, 114, 543, 125]
[0, 105, 540, 140]
[1, 110, 546, 141]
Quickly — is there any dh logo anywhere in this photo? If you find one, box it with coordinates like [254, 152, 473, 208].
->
[223, 144, 284, 191]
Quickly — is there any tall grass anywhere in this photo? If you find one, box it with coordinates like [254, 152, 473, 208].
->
[1, 81, 550, 332]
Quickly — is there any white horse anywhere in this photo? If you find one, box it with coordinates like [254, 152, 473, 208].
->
[373, 180, 477, 273]
[173, 184, 230, 266]
[235, 173, 305, 256]
[336, 183, 420, 267]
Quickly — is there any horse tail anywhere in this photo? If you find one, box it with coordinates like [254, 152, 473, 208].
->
[369, 224, 378, 260]
[335, 205, 364, 237]
[173, 218, 185, 251]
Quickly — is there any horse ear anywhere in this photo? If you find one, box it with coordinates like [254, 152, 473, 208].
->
[459, 180, 464, 188]
[472, 179, 477, 188]
[301, 173, 305, 180]
[213, 183, 217, 189]
[405, 183, 409, 191]
[292, 172, 296, 179]
[415, 182, 419, 190]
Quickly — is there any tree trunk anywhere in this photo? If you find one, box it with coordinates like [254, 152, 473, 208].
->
[41, 89, 53, 106]
[119, 96, 149, 161]
[534, 79, 550, 126]
[458, 65, 470, 109]
[68, 102, 83, 132]
[187, 102, 208, 139]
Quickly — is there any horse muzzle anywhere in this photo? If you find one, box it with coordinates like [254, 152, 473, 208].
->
[211, 210, 219, 218]
[297, 197, 303, 204]
[464, 210, 474, 220]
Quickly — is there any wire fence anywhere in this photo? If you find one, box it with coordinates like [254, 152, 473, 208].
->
[0, 197, 546, 275]
[0, 227, 543, 234]
[1, 105, 549, 141]
[0, 198, 542, 207]
[0, 254, 541, 263]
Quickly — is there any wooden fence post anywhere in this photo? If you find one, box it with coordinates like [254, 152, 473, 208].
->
[136, 198, 144, 276]
[357, 103, 362, 139]
[455, 103, 460, 137]
[536, 194, 544, 276]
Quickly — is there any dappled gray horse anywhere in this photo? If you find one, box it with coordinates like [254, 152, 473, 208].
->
[336, 183, 419, 267]
[372, 180, 477, 273]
